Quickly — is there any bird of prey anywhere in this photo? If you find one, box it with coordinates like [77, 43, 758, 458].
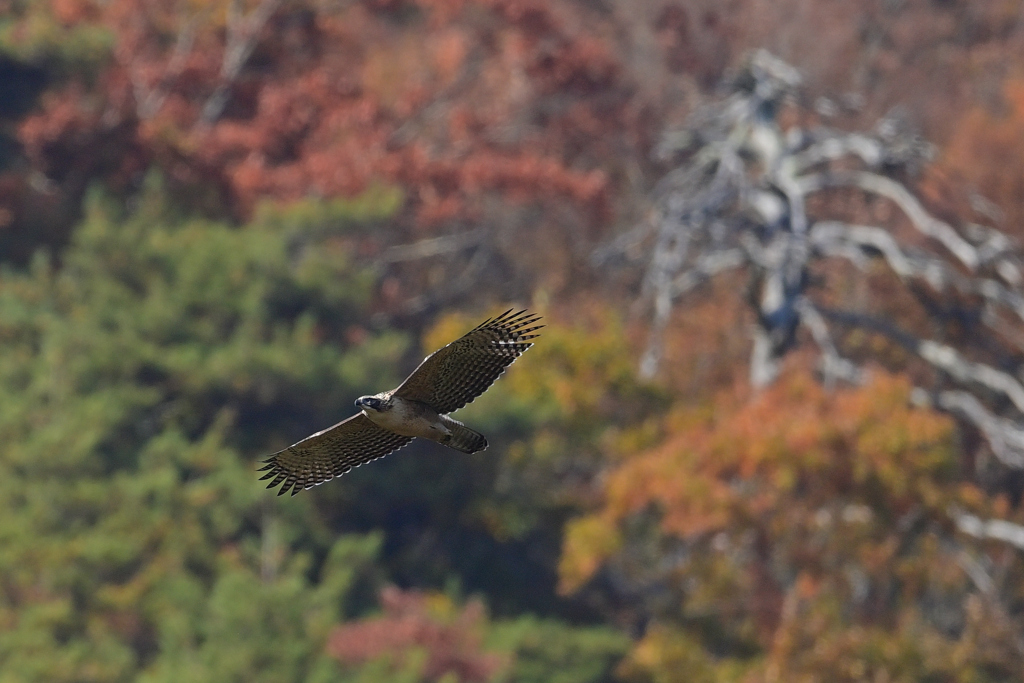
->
[258, 309, 542, 495]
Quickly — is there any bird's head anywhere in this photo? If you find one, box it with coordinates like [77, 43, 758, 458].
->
[355, 396, 386, 413]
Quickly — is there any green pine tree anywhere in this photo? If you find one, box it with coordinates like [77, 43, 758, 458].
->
[0, 178, 405, 682]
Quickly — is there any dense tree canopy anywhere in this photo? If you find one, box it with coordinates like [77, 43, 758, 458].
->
[3, 1, 1024, 681]
[0, 179, 632, 681]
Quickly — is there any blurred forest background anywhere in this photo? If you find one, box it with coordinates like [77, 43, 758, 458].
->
[3, 0, 1024, 681]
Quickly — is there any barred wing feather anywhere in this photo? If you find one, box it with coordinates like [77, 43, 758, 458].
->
[393, 309, 542, 414]
[257, 414, 413, 496]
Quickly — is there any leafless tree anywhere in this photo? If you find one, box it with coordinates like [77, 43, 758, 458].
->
[126, 0, 284, 126]
[199, 0, 285, 126]
[600, 50, 1024, 569]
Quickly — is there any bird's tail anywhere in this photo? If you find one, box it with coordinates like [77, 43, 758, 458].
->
[440, 417, 488, 454]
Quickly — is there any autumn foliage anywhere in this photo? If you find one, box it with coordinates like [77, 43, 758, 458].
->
[10, 0, 627, 240]
[328, 587, 505, 683]
[3, 1, 1024, 682]
[939, 77, 1024, 233]
[563, 371, 1021, 680]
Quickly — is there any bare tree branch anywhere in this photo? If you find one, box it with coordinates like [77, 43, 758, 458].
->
[788, 134, 884, 172]
[795, 299, 864, 386]
[639, 247, 746, 378]
[915, 390, 1024, 468]
[817, 308, 1024, 415]
[800, 170, 980, 270]
[606, 50, 1024, 481]
[956, 547, 995, 595]
[597, 48, 1024, 661]
[378, 231, 484, 264]
[810, 221, 1024, 323]
[131, 15, 201, 120]
[918, 341, 1024, 414]
[199, 0, 284, 126]
[955, 510, 1024, 552]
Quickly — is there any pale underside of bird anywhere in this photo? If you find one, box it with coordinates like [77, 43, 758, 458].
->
[258, 309, 542, 495]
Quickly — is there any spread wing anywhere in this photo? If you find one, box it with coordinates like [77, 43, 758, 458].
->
[257, 414, 413, 496]
[393, 309, 542, 414]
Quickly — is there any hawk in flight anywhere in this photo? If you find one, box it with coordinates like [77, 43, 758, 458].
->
[258, 309, 542, 495]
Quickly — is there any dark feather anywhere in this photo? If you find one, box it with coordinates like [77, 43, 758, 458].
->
[392, 309, 542, 414]
[255, 309, 540, 495]
[258, 414, 413, 495]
